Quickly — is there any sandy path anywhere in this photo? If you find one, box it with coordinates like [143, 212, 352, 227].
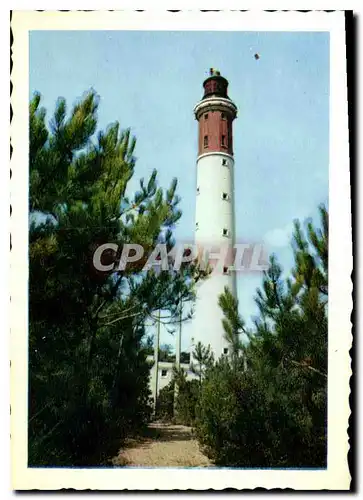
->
[113, 422, 212, 467]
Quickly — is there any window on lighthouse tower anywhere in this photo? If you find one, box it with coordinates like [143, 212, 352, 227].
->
[221, 135, 226, 147]
[204, 135, 209, 148]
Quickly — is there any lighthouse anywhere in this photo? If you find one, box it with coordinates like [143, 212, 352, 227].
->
[192, 69, 238, 359]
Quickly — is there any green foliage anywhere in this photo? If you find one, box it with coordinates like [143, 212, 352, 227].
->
[194, 206, 328, 467]
[191, 342, 214, 384]
[155, 367, 199, 426]
[175, 379, 200, 426]
[28, 90, 197, 466]
[218, 286, 245, 367]
[157, 345, 190, 363]
[180, 351, 191, 364]
[158, 344, 174, 362]
[155, 383, 174, 422]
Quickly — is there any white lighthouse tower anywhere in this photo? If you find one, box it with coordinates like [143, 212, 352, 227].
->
[192, 69, 238, 359]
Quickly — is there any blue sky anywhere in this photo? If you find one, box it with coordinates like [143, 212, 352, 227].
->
[29, 30, 329, 350]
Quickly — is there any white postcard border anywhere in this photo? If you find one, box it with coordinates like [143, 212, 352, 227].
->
[10, 10, 352, 490]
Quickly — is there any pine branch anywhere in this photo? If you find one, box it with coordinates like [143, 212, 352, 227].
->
[290, 359, 327, 378]
[101, 310, 145, 327]
[29, 402, 52, 423]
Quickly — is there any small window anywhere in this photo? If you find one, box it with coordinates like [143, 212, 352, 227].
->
[223, 348, 228, 354]
[222, 228, 229, 237]
[197, 187, 200, 194]
[204, 135, 209, 148]
[196, 222, 199, 230]
[222, 158, 228, 166]
[221, 112, 226, 120]
[222, 192, 229, 201]
[204, 113, 209, 120]
[161, 369, 168, 377]
[221, 135, 226, 146]
[223, 267, 229, 275]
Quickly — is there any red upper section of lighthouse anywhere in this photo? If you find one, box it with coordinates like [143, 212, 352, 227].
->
[198, 109, 233, 156]
[196, 69, 236, 157]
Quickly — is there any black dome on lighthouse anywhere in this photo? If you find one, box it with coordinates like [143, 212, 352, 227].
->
[202, 68, 230, 100]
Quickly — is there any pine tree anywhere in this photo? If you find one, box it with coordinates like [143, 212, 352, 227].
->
[195, 205, 328, 467]
[218, 286, 245, 367]
[191, 342, 214, 384]
[28, 90, 199, 465]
